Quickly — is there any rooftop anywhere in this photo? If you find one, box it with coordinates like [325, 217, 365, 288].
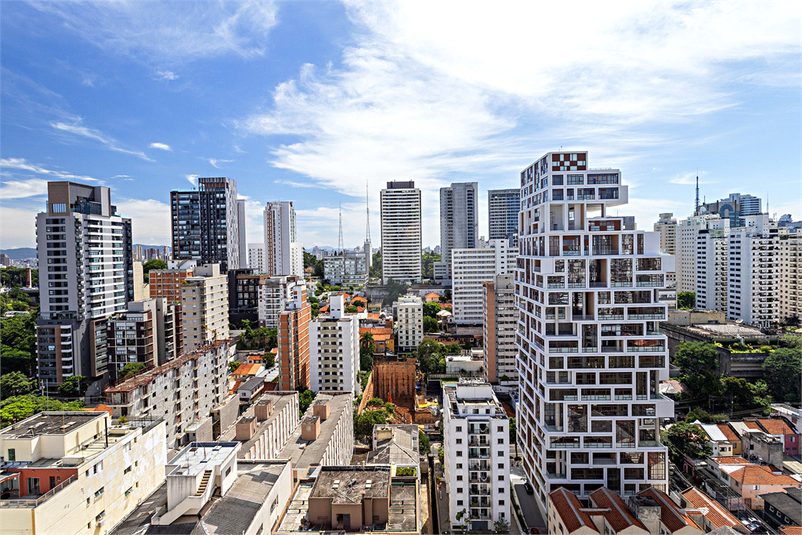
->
[277, 392, 351, 470]
[167, 442, 239, 478]
[636, 488, 694, 533]
[310, 465, 390, 503]
[681, 487, 742, 531]
[367, 424, 419, 466]
[759, 488, 802, 525]
[219, 392, 297, 454]
[755, 418, 795, 436]
[549, 487, 598, 533]
[589, 488, 645, 533]
[728, 465, 798, 487]
[0, 411, 103, 439]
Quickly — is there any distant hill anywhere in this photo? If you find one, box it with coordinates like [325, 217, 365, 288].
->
[0, 248, 37, 259]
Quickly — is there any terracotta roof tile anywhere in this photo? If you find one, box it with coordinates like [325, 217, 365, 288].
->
[638, 488, 694, 533]
[590, 488, 646, 533]
[682, 487, 741, 530]
[549, 487, 598, 533]
[711, 456, 750, 465]
[780, 527, 802, 535]
[730, 465, 798, 486]
[717, 424, 740, 442]
[757, 419, 795, 436]
[743, 421, 761, 430]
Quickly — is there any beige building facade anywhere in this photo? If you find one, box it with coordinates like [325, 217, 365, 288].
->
[181, 263, 229, 350]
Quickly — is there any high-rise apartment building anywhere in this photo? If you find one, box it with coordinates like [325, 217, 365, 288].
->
[779, 232, 802, 323]
[248, 243, 265, 273]
[452, 240, 517, 325]
[380, 181, 422, 284]
[515, 151, 673, 510]
[106, 298, 181, 380]
[264, 201, 304, 278]
[653, 213, 677, 255]
[323, 248, 369, 285]
[727, 227, 780, 328]
[258, 275, 305, 328]
[676, 214, 728, 293]
[394, 294, 423, 353]
[35, 181, 134, 390]
[488, 188, 521, 245]
[180, 264, 229, 351]
[149, 260, 197, 303]
[443, 380, 510, 531]
[277, 283, 311, 391]
[440, 182, 479, 277]
[482, 274, 518, 385]
[170, 177, 240, 272]
[237, 199, 248, 269]
[309, 295, 360, 393]
[695, 228, 729, 311]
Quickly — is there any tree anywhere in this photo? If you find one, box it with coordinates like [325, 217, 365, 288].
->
[298, 387, 314, 416]
[229, 361, 242, 373]
[382, 279, 409, 306]
[57, 376, 87, 396]
[264, 352, 276, 368]
[721, 377, 771, 412]
[118, 362, 146, 380]
[352, 298, 367, 308]
[142, 259, 168, 282]
[1, 394, 85, 425]
[439, 293, 448, 304]
[423, 316, 438, 333]
[663, 421, 712, 463]
[677, 291, 696, 310]
[675, 342, 721, 400]
[1, 372, 33, 399]
[419, 431, 430, 454]
[494, 518, 511, 534]
[509, 417, 518, 459]
[345, 305, 359, 313]
[763, 348, 802, 402]
[423, 302, 442, 318]
[360, 352, 374, 372]
[354, 409, 388, 440]
[422, 251, 441, 280]
[369, 251, 382, 280]
[416, 339, 446, 374]
[781, 334, 801, 349]
[685, 408, 728, 424]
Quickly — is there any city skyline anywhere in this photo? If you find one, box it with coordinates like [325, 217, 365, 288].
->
[1, 2, 800, 251]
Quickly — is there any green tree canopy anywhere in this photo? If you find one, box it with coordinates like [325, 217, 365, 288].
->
[419, 431, 430, 453]
[345, 305, 359, 313]
[369, 251, 382, 280]
[118, 362, 146, 381]
[663, 421, 712, 463]
[1, 395, 84, 425]
[423, 316, 439, 333]
[298, 387, 314, 416]
[1, 372, 34, 399]
[675, 342, 721, 399]
[142, 259, 168, 282]
[416, 339, 446, 374]
[422, 251, 441, 280]
[57, 376, 87, 396]
[677, 291, 696, 310]
[354, 409, 389, 440]
[423, 302, 442, 318]
[763, 348, 802, 402]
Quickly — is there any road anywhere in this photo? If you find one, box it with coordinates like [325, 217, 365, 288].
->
[510, 463, 547, 532]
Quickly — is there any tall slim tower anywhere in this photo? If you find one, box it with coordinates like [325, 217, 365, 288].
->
[237, 199, 248, 269]
[488, 188, 521, 245]
[515, 151, 673, 513]
[694, 174, 700, 216]
[36, 181, 134, 390]
[264, 201, 304, 278]
[170, 177, 240, 271]
[380, 181, 422, 284]
[440, 182, 479, 277]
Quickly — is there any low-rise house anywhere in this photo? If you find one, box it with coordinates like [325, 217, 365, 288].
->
[695, 422, 735, 456]
[680, 487, 748, 533]
[237, 375, 266, 405]
[0, 412, 166, 535]
[719, 463, 799, 510]
[752, 418, 800, 456]
[760, 487, 801, 528]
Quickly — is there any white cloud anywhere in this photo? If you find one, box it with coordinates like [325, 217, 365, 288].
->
[670, 171, 712, 185]
[185, 174, 199, 187]
[31, 1, 279, 67]
[51, 120, 154, 161]
[0, 157, 100, 183]
[273, 179, 318, 189]
[114, 198, 172, 245]
[0, 204, 39, 248]
[156, 70, 178, 81]
[236, 0, 800, 246]
[207, 158, 233, 168]
[149, 142, 172, 151]
[0, 178, 51, 199]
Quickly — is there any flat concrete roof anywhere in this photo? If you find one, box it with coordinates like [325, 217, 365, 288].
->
[219, 392, 297, 457]
[167, 442, 239, 478]
[311, 466, 390, 503]
[0, 411, 103, 439]
[277, 392, 351, 470]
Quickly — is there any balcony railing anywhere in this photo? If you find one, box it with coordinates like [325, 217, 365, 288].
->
[0, 474, 78, 508]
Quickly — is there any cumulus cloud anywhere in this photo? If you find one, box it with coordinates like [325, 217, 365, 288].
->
[149, 142, 172, 151]
[114, 198, 172, 245]
[155, 70, 178, 81]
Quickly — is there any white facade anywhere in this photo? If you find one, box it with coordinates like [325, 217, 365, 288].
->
[237, 199, 248, 269]
[248, 243, 265, 273]
[452, 240, 517, 325]
[440, 182, 479, 277]
[779, 232, 802, 323]
[257, 275, 304, 329]
[676, 214, 726, 293]
[695, 228, 729, 311]
[394, 294, 423, 352]
[323, 249, 369, 285]
[264, 201, 304, 278]
[516, 152, 673, 510]
[181, 264, 229, 350]
[727, 227, 780, 327]
[443, 381, 510, 531]
[309, 295, 360, 393]
[380, 181, 422, 284]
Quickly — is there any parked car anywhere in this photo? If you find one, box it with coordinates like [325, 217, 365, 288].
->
[524, 481, 534, 495]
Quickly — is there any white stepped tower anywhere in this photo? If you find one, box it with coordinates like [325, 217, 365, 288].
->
[514, 151, 675, 513]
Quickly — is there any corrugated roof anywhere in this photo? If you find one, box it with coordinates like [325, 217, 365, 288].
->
[697, 422, 729, 442]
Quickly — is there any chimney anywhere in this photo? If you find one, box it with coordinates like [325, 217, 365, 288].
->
[312, 398, 331, 421]
[235, 416, 257, 441]
[301, 415, 320, 441]
[255, 400, 274, 422]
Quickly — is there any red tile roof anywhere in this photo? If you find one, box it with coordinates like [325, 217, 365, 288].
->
[681, 487, 741, 530]
[589, 488, 646, 533]
[780, 527, 802, 535]
[549, 487, 598, 533]
[729, 465, 798, 486]
[231, 363, 261, 376]
[757, 418, 795, 436]
[717, 424, 740, 442]
[743, 421, 762, 430]
[711, 456, 750, 465]
[637, 488, 694, 533]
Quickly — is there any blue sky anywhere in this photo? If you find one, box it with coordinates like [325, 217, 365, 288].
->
[2, 1, 800, 250]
